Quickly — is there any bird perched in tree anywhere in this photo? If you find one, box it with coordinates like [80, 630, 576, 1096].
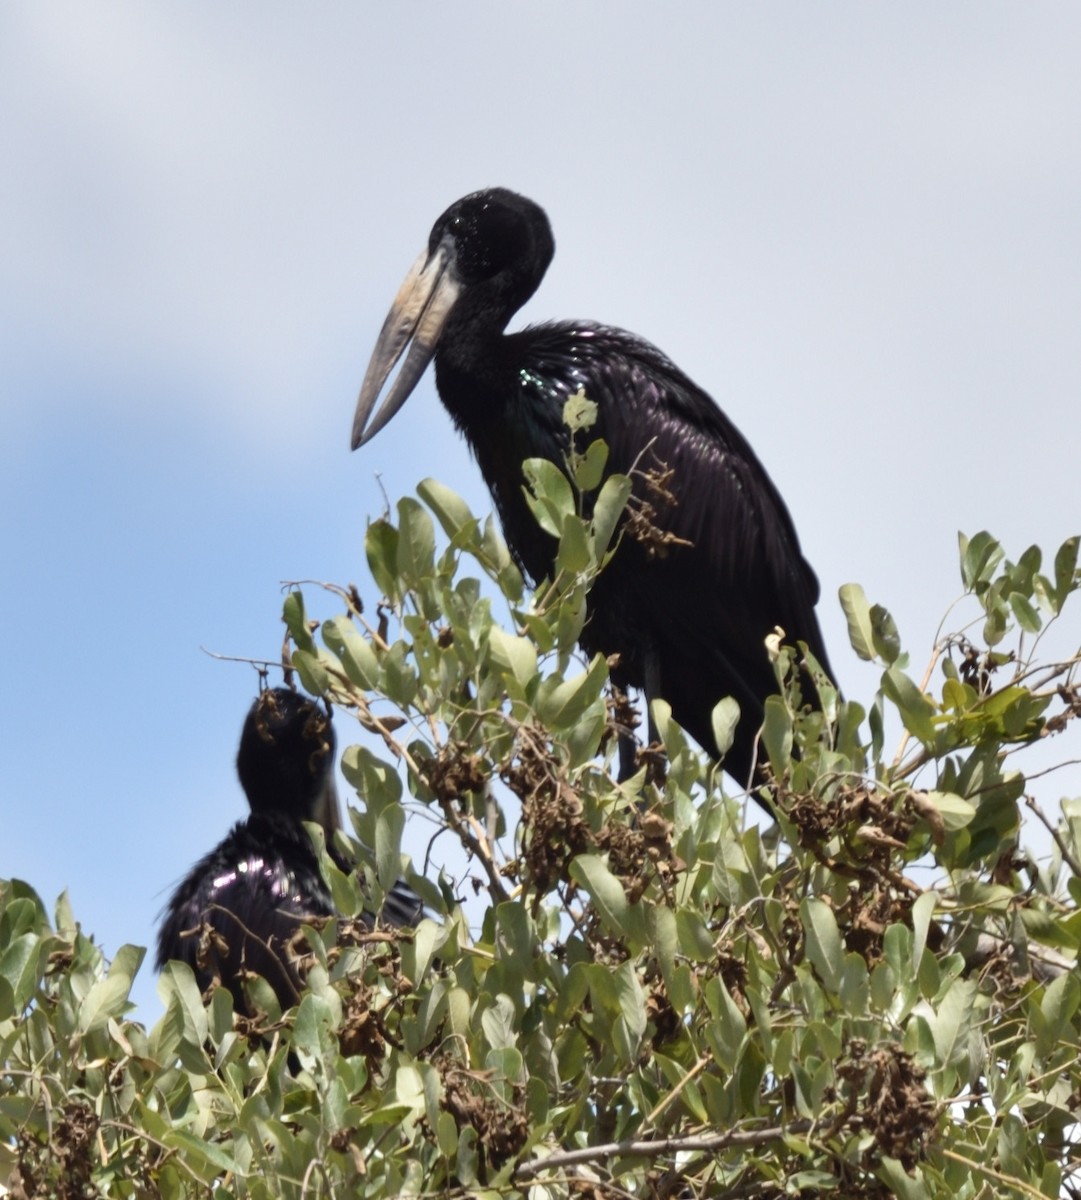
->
[156, 687, 422, 1014]
[351, 188, 834, 785]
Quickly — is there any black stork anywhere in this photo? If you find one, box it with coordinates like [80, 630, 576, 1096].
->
[156, 687, 423, 1014]
[351, 188, 834, 786]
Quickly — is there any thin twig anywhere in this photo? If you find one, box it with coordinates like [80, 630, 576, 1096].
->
[1025, 794, 1081, 879]
[1024, 757, 1081, 783]
[640, 1055, 711, 1133]
[435, 791, 510, 904]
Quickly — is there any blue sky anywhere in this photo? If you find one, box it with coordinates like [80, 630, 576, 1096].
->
[2, 5, 1079, 1020]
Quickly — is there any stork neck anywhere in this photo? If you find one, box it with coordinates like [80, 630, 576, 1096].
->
[433, 336, 513, 432]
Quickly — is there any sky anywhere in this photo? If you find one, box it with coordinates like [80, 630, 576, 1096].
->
[2, 5, 1079, 1021]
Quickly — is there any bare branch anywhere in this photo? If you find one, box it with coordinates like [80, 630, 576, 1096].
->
[515, 1121, 812, 1181]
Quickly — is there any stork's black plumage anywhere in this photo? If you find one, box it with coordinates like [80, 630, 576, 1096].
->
[156, 688, 423, 1013]
[352, 188, 834, 785]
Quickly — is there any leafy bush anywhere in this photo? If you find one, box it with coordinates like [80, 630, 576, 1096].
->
[1, 434, 1079, 1198]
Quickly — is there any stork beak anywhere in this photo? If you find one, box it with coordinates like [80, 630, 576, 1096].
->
[351, 242, 462, 449]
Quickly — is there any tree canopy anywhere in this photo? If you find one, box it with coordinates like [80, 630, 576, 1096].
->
[2, 417, 1079, 1199]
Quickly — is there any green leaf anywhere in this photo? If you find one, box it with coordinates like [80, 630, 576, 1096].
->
[656, 1052, 708, 1121]
[761, 694, 792, 774]
[156, 961, 209, 1046]
[393, 1063, 428, 1120]
[523, 458, 575, 536]
[703, 976, 747, 1072]
[982, 600, 1009, 647]
[291, 647, 330, 696]
[481, 515, 523, 601]
[381, 640, 418, 708]
[436, 1110, 459, 1157]
[404, 919, 443, 986]
[878, 1157, 931, 1200]
[374, 803, 405, 894]
[417, 477, 477, 541]
[710, 696, 740, 760]
[650, 697, 685, 761]
[1053, 534, 1079, 608]
[555, 514, 593, 576]
[54, 888, 76, 935]
[1041, 971, 1080, 1034]
[647, 903, 678, 988]
[77, 974, 132, 1034]
[553, 584, 589, 658]
[929, 976, 977, 1069]
[591, 473, 633, 557]
[839, 582, 875, 661]
[319, 845, 360, 918]
[109, 942, 145, 982]
[446, 985, 471, 1040]
[840, 952, 869, 1016]
[613, 960, 647, 1060]
[365, 517, 401, 601]
[1008, 591, 1042, 633]
[801, 898, 843, 993]
[282, 590, 315, 654]
[488, 627, 537, 693]
[922, 791, 976, 831]
[481, 994, 517, 1052]
[910, 891, 937, 971]
[573, 438, 608, 491]
[0, 976, 14, 1022]
[535, 655, 609, 730]
[163, 1130, 240, 1177]
[322, 616, 381, 689]
[569, 854, 628, 933]
[292, 992, 337, 1069]
[710, 841, 743, 907]
[208, 984, 234, 1045]
[960, 530, 1003, 590]
[676, 909, 717, 962]
[341, 742, 403, 807]
[870, 603, 901, 664]
[396, 496, 436, 581]
[882, 667, 936, 745]
[0, 933, 40, 1013]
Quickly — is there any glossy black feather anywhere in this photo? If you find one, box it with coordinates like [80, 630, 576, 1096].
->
[512, 323, 826, 775]
[155, 808, 335, 1012]
[356, 188, 834, 786]
[156, 689, 424, 1013]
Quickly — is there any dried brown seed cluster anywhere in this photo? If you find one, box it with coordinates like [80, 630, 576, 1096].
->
[595, 811, 684, 904]
[837, 1041, 938, 1171]
[437, 1056, 529, 1174]
[424, 741, 489, 804]
[502, 725, 592, 903]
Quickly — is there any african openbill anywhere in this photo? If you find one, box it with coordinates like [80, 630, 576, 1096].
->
[352, 188, 834, 786]
[156, 687, 423, 1014]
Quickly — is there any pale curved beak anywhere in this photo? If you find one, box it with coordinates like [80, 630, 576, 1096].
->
[351, 243, 462, 449]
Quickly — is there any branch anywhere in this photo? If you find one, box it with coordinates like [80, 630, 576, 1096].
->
[941, 1146, 1055, 1200]
[514, 1121, 811, 1181]
[433, 788, 510, 905]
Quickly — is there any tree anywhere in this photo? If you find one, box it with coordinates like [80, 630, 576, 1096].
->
[1, 417, 1079, 1198]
